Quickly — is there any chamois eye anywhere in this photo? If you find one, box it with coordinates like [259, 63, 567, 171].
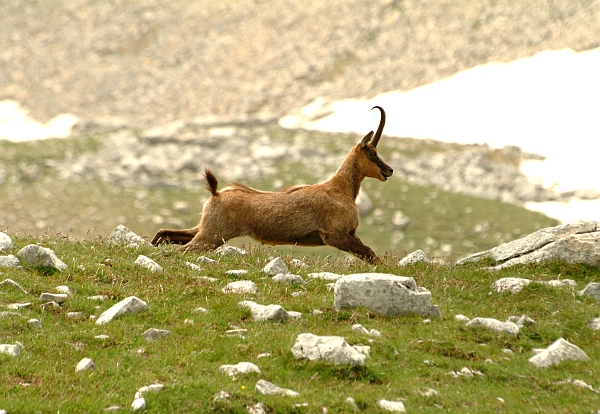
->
[369, 151, 377, 158]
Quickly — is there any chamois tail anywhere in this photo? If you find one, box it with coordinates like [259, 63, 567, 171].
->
[204, 168, 219, 196]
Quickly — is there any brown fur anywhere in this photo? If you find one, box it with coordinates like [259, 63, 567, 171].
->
[151, 106, 394, 263]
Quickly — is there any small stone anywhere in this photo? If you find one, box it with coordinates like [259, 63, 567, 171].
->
[0, 343, 20, 357]
[255, 379, 299, 397]
[215, 246, 247, 256]
[219, 362, 261, 376]
[67, 312, 85, 319]
[142, 328, 170, 341]
[134, 255, 163, 272]
[104, 406, 121, 412]
[17, 244, 67, 271]
[95, 335, 109, 340]
[377, 400, 406, 412]
[193, 276, 218, 282]
[185, 261, 202, 271]
[0, 254, 20, 268]
[87, 295, 109, 301]
[398, 249, 428, 266]
[75, 358, 96, 372]
[0, 278, 28, 294]
[239, 301, 288, 322]
[184, 318, 194, 325]
[213, 391, 231, 402]
[226, 269, 248, 276]
[507, 314, 536, 327]
[225, 329, 247, 337]
[193, 307, 209, 313]
[135, 383, 164, 399]
[0, 231, 13, 252]
[56, 285, 73, 295]
[197, 256, 217, 265]
[529, 338, 589, 368]
[272, 273, 306, 285]
[248, 403, 268, 414]
[28, 318, 42, 329]
[263, 257, 289, 275]
[222, 280, 259, 294]
[419, 388, 439, 397]
[40, 293, 68, 304]
[107, 224, 150, 246]
[95, 296, 148, 325]
[466, 317, 520, 336]
[287, 311, 302, 320]
[291, 291, 305, 297]
[455, 314, 470, 322]
[6, 302, 31, 310]
[493, 277, 532, 293]
[131, 397, 146, 412]
[307, 272, 343, 281]
[290, 259, 308, 268]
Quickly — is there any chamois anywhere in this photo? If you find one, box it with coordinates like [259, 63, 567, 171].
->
[151, 106, 394, 263]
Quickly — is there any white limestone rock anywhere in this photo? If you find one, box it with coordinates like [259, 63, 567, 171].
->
[213, 391, 231, 402]
[0, 343, 20, 357]
[589, 316, 600, 330]
[185, 261, 202, 271]
[377, 400, 406, 412]
[0, 255, 19, 268]
[215, 246, 247, 256]
[75, 358, 96, 372]
[465, 318, 520, 336]
[455, 314, 470, 322]
[131, 397, 146, 412]
[493, 277, 532, 293]
[134, 255, 163, 272]
[578, 282, 600, 301]
[0, 231, 13, 252]
[255, 379, 299, 397]
[290, 333, 368, 366]
[447, 367, 484, 378]
[28, 318, 42, 329]
[334, 273, 439, 318]
[226, 269, 248, 276]
[287, 311, 302, 320]
[1, 278, 28, 294]
[193, 276, 218, 282]
[6, 302, 31, 310]
[56, 285, 73, 295]
[263, 257, 289, 275]
[352, 324, 381, 337]
[248, 403, 268, 414]
[398, 249, 428, 266]
[67, 312, 84, 319]
[197, 256, 217, 265]
[507, 315, 536, 327]
[219, 362, 261, 376]
[39, 293, 68, 304]
[272, 273, 306, 285]
[239, 301, 288, 322]
[307, 272, 343, 281]
[135, 383, 164, 399]
[142, 328, 171, 341]
[95, 296, 148, 325]
[529, 338, 589, 368]
[17, 244, 67, 271]
[107, 224, 150, 246]
[222, 280, 259, 294]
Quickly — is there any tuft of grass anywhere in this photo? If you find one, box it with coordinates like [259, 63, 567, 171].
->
[0, 235, 599, 412]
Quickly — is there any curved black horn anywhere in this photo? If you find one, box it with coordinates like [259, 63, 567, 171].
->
[371, 106, 385, 147]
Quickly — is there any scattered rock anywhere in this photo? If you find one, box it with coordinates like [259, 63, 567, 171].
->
[578, 282, 600, 301]
[239, 301, 288, 322]
[0, 278, 28, 294]
[287, 311, 302, 320]
[87, 295, 109, 301]
[28, 318, 42, 329]
[39, 293, 68, 304]
[226, 269, 248, 276]
[193, 276, 218, 282]
[0, 343, 20, 357]
[466, 318, 520, 335]
[418, 388, 439, 397]
[263, 257, 289, 275]
[131, 397, 146, 412]
[213, 391, 231, 402]
[447, 367, 484, 378]
[529, 338, 589, 368]
[493, 277, 576, 294]
[377, 400, 406, 412]
[135, 383, 164, 399]
[351, 324, 381, 337]
[185, 261, 202, 271]
[134, 255, 163, 272]
[193, 306, 209, 314]
[56, 285, 73, 295]
[17, 244, 67, 271]
[0, 232, 13, 252]
[458, 220, 600, 269]
[290, 333, 368, 366]
[197, 256, 217, 265]
[215, 246, 247, 256]
[6, 302, 31, 310]
[334, 273, 440, 318]
[255, 379, 299, 397]
[0, 255, 20, 268]
[106, 224, 150, 246]
[455, 314, 470, 322]
[290, 259, 308, 268]
[75, 358, 96, 372]
[95, 296, 148, 325]
[272, 273, 306, 285]
[142, 328, 171, 341]
[222, 280, 259, 294]
[398, 249, 428, 266]
[307, 272, 343, 281]
[219, 362, 261, 376]
[589, 316, 600, 330]
[247, 402, 268, 414]
[507, 315, 536, 327]
[67, 312, 85, 319]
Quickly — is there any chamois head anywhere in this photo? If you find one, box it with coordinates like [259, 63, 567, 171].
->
[358, 106, 394, 182]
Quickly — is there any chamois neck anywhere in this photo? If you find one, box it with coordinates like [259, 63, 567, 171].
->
[328, 149, 365, 200]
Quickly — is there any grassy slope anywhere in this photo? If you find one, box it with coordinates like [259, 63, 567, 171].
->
[1, 236, 600, 413]
[0, 128, 557, 262]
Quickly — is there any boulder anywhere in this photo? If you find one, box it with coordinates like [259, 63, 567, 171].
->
[106, 224, 150, 246]
[17, 244, 67, 271]
[529, 338, 589, 368]
[239, 301, 288, 322]
[398, 249, 428, 266]
[95, 296, 148, 325]
[457, 220, 600, 269]
[290, 333, 368, 366]
[262, 257, 289, 275]
[334, 273, 439, 318]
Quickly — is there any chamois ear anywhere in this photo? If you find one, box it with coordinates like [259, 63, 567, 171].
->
[360, 131, 374, 148]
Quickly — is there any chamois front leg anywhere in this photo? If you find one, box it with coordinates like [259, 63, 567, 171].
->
[181, 229, 227, 253]
[151, 226, 199, 246]
[321, 230, 380, 264]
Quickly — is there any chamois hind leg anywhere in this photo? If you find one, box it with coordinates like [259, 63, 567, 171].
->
[321, 230, 380, 264]
[151, 226, 200, 246]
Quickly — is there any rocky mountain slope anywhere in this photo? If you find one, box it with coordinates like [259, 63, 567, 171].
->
[1, 0, 599, 125]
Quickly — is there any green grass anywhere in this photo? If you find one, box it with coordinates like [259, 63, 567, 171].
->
[1, 236, 600, 413]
